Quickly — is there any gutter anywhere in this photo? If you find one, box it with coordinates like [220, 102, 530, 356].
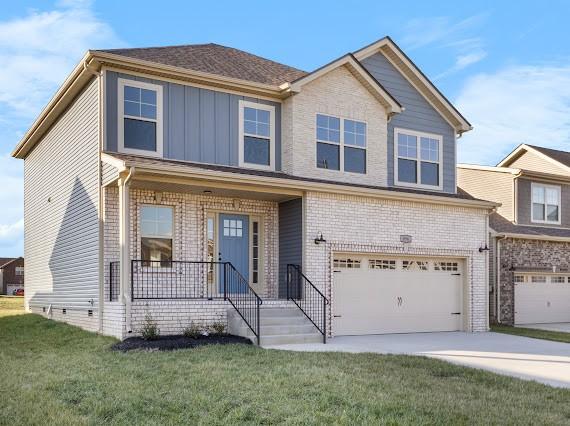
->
[495, 235, 507, 324]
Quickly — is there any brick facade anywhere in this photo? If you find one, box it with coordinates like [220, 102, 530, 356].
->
[496, 237, 570, 325]
[282, 66, 388, 186]
[303, 191, 489, 334]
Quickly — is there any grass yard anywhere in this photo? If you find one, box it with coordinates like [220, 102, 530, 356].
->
[492, 324, 570, 344]
[0, 296, 24, 318]
[1, 308, 570, 425]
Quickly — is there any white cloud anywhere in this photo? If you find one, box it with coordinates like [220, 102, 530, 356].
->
[0, 1, 122, 256]
[401, 14, 488, 79]
[456, 64, 570, 165]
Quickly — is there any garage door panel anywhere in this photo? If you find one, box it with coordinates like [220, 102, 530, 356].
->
[333, 255, 463, 336]
[515, 281, 570, 325]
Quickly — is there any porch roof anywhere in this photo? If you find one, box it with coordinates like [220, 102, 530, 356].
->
[102, 152, 499, 209]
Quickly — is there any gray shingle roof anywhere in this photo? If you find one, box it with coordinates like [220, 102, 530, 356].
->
[97, 43, 308, 86]
[526, 145, 570, 169]
[490, 213, 570, 239]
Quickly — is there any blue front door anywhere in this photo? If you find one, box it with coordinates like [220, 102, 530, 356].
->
[219, 214, 249, 293]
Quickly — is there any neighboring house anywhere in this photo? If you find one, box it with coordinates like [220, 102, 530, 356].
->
[0, 257, 24, 295]
[458, 144, 570, 326]
[13, 36, 495, 343]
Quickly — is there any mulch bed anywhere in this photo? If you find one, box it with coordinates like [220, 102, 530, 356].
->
[111, 334, 252, 352]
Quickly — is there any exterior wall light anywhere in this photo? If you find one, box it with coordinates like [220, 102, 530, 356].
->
[478, 244, 490, 253]
[314, 233, 326, 245]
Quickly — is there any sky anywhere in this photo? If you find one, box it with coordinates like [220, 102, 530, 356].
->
[1, 0, 570, 256]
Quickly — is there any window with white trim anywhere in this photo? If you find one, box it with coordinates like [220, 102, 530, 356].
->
[531, 183, 560, 224]
[141, 205, 173, 266]
[239, 101, 275, 170]
[395, 129, 442, 189]
[316, 114, 367, 174]
[118, 79, 163, 156]
[15, 266, 24, 276]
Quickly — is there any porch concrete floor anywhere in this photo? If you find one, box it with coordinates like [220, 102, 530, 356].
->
[518, 322, 570, 333]
[265, 332, 570, 388]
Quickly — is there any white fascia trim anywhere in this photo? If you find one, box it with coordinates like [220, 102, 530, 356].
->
[393, 127, 444, 191]
[457, 163, 521, 174]
[238, 100, 276, 171]
[287, 55, 402, 115]
[117, 78, 164, 158]
[497, 144, 570, 174]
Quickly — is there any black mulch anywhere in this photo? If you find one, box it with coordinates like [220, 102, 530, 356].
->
[111, 334, 252, 352]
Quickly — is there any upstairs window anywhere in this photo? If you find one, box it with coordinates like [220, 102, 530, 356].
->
[532, 183, 561, 224]
[15, 266, 24, 276]
[239, 101, 275, 170]
[395, 129, 442, 189]
[118, 79, 163, 156]
[316, 114, 366, 173]
[141, 205, 173, 266]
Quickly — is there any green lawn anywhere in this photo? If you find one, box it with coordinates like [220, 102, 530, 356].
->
[1, 311, 570, 424]
[492, 324, 570, 344]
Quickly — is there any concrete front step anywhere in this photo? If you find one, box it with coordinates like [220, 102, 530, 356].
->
[227, 306, 324, 346]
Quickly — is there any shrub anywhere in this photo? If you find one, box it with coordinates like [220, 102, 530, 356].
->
[140, 312, 159, 340]
[209, 321, 226, 335]
[182, 321, 203, 339]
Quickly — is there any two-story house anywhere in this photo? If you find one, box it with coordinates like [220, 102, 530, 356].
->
[459, 144, 570, 327]
[0, 257, 24, 295]
[13, 37, 495, 344]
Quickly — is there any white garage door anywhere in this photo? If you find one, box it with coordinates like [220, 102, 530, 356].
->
[6, 284, 22, 295]
[515, 274, 570, 325]
[333, 255, 463, 335]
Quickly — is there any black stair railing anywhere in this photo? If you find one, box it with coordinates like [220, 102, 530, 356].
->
[223, 262, 262, 346]
[286, 264, 328, 343]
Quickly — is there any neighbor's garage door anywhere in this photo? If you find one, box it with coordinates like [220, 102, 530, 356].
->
[515, 274, 570, 325]
[6, 284, 21, 295]
[333, 255, 463, 335]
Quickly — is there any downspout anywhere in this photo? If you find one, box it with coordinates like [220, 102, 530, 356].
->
[121, 167, 135, 334]
[496, 235, 508, 324]
[83, 59, 104, 333]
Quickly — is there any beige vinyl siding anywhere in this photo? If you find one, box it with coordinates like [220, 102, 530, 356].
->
[102, 162, 119, 186]
[509, 151, 568, 176]
[457, 168, 515, 221]
[24, 77, 100, 313]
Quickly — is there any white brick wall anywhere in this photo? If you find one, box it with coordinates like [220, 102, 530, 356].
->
[282, 65, 388, 186]
[303, 191, 489, 334]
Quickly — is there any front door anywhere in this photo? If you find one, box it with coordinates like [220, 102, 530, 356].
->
[219, 214, 249, 293]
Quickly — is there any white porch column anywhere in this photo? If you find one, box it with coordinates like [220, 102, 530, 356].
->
[118, 168, 134, 333]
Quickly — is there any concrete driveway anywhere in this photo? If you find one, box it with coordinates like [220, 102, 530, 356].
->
[266, 332, 570, 388]
[519, 323, 570, 333]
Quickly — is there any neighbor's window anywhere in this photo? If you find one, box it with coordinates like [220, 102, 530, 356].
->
[141, 205, 173, 266]
[119, 79, 163, 156]
[395, 129, 442, 188]
[316, 115, 366, 173]
[240, 101, 275, 169]
[532, 183, 560, 224]
[15, 266, 24, 276]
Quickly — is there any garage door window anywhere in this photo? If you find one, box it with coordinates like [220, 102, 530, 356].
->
[334, 258, 361, 269]
[551, 276, 566, 283]
[513, 275, 526, 283]
[369, 259, 396, 270]
[402, 260, 428, 271]
[531, 275, 547, 283]
[434, 261, 459, 272]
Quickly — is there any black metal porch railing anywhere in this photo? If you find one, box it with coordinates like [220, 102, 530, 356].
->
[109, 261, 119, 302]
[111, 260, 263, 345]
[287, 264, 328, 343]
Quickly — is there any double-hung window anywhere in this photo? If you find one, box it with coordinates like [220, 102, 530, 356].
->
[316, 114, 366, 173]
[141, 205, 173, 266]
[531, 183, 561, 224]
[395, 129, 442, 189]
[118, 79, 163, 156]
[239, 100, 275, 170]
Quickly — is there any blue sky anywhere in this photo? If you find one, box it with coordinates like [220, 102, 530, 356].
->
[1, 0, 570, 256]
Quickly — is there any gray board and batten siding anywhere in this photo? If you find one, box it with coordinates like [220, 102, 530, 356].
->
[360, 53, 457, 194]
[105, 71, 282, 169]
[278, 198, 303, 299]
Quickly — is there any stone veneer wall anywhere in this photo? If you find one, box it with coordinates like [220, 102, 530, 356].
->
[498, 238, 570, 325]
[303, 191, 490, 335]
